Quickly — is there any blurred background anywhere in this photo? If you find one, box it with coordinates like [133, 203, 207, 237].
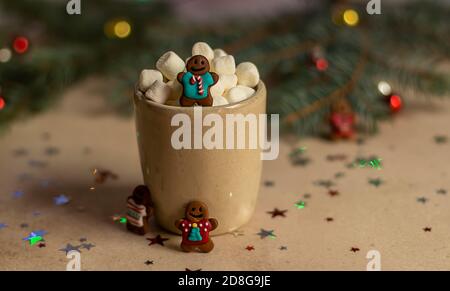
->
[0, 0, 448, 136]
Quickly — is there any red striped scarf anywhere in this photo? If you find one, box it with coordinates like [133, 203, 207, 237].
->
[190, 74, 204, 95]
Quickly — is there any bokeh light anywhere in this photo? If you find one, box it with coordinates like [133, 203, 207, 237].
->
[343, 9, 359, 26]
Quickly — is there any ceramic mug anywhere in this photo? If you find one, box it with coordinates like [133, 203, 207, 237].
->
[133, 82, 266, 234]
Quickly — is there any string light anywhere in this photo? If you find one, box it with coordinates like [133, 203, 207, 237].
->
[13, 36, 30, 54]
[377, 81, 392, 96]
[390, 94, 402, 112]
[343, 9, 359, 26]
[315, 58, 329, 71]
[0, 48, 12, 63]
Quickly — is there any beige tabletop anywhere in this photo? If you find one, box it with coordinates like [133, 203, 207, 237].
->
[0, 78, 449, 270]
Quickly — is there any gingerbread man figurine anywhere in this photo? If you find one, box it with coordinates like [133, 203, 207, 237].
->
[126, 185, 154, 235]
[175, 201, 218, 253]
[177, 55, 218, 107]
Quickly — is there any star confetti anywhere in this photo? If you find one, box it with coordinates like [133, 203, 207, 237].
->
[289, 146, 307, 157]
[38, 242, 46, 248]
[314, 180, 335, 188]
[147, 235, 169, 246]
[368, 178, 383, 187]
[434, 135, 448, 144]
[79, 238, 87, 242]
[328, 190, 339, 197]
[325, 217, 334, 222]
[264, 180, 275, 187]
[417, 197, 428, 204]
[23, 231, 47, 246]
[303, 193, 311, 199]
[145, 260, 154, 265]
[81, 243, 95, 250]
[44, 146, 60, 156]
[59, 243, 81, 255]
[350, 247, 360, 253]
[267, 208, 287, 218]
[279, 246, 287, 250]
[119, 217, 127, 224]
[245, 245, 255, 251]
[326, 154, 347, 161]
[291, 156, 311, 167]
[0, 223, 8, 230]
[12, 190, 24, 199]
[294, 200, 306, 209]
[54, 194, 70, 206]
[12, 148, 28, 157]
[256, 229, 276, 239]
[20, 223, 29, 228]
[436, 189, 447, 195]
[28, 159, 48, 168]
[423, 227, 432, 232]
[334, 172, 345, 179]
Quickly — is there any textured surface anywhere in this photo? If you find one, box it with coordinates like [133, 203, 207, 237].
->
[0, 78, 449, 270]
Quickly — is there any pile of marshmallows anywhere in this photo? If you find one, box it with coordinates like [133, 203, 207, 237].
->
[137, 42, 260, 107]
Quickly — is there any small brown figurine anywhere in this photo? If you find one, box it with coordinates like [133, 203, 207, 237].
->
[329, 98, 356, 140]
[177, 55, 218, 107]
[126, 185, 154, 235]
[175, 201, 218, 253]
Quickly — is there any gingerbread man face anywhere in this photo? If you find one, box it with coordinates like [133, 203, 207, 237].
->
[186, 55, 210, 75]
[185, 201, 209, 223]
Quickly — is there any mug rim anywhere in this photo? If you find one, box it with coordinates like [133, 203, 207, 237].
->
[134, 81, 266, 112]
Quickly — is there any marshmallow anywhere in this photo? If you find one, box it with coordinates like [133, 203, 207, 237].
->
[236, 62, 260, 88]
[210, 78, 225, 99]
[156, 51, 185, 81]
[145, 80, 171, 104]
[219, 74, 238, 91]
[192, 42, 214, 62]
[139, 69, 163, 92]
[166, 80, 183, 100]
[213, 96, 229, 106]
[225, 85, 255, 104]
[212, 55, 235, 75]
[213, 48, 227, 58]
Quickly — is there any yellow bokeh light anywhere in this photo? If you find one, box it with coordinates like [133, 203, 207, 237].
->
[343, 9, 359, 26]
[113, 20, 132, 38]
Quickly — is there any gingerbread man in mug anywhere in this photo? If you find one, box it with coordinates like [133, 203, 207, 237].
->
[177, 55, 218, 107]
[175, 201, 218, 253]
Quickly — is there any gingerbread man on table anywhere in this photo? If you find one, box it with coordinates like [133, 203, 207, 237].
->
[175, 200, 218, 253]
[177, 55, 218, 107]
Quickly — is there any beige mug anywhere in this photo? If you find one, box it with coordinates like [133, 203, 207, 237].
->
[133, 82, 266, 234]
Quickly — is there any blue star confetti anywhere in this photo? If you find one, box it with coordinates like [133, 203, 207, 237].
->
[54, 194, 70, 206]
[59, 243, 81, 255]
[12, 190, 24, 199]
[256, 229, 276, 239]
[0, 223, 8, 230]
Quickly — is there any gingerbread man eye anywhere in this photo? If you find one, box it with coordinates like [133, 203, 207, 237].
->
[199, 207, 203, 212]
[194, 59, 198, 65]
[200, 60, 205, 65]
[191, 207, 196, 211]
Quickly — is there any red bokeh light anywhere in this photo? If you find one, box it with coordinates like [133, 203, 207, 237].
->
[0, 97, 5, 110]
[315, 58, 328, 71]
[13, 36, 29, 54]
[390, 94, 402, 111]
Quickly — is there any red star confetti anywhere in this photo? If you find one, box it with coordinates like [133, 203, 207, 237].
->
[350, 247, 360, 253]
[245, 245, 255, 251]
[328, 190, 339, 197]
[267, 208, 287, 218]
[147, 235, 169, 246]
[38, 242, 46, 248]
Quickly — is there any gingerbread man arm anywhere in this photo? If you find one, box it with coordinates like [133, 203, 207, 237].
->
[210, 72, 219, 85]
[208, 218, 218, 231]
[175, 219, 184, 230]
[177, 72, 185, 83]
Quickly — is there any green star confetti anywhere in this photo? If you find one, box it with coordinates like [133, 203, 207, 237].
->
[295, 200, 306, 209]
[119, 217, 127, 224]
[29, 235, 43, 246]
[368, 178, 383, 187]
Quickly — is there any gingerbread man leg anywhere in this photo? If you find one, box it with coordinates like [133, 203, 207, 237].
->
[195, 95, 213, 107]
[180, 96, 197, 107]
[198, 239, 214, 253]
[181, 243, 197, 253]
